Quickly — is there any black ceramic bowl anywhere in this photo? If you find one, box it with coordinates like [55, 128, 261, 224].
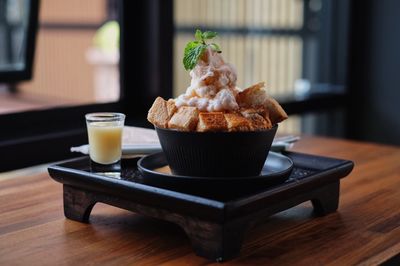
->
[155, 125, 278, 177]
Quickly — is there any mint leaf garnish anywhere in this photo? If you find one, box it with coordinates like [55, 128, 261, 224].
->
[183, 42, 206, 71]
[182, 29, 221, 71]
[195, 29, 203, 41]
[184, 41, 200, 53]
[202, 31, 218, 40]
[210, 43, 221, 53]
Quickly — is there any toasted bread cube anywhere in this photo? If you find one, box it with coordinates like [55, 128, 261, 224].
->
[263, 116, 273, 129]
[166, 99, 178, 118]
[256, 107, 269, 119]
[224, 113, 252, 132]
[241, 109, 272, 130]
[147, 97, 172, 128]
[236, 82, 268, 108]
[264, 97, 288, 125]
[237, 81, 288, 125]
[197, 112, 228, 132]
[168, 106, 199, 131]
[242, 107, 269, 120]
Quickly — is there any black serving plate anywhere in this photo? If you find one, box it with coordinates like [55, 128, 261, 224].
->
[137, 151, 293, 191]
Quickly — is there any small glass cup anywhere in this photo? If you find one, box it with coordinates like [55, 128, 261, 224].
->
[85, 112, 125, 165]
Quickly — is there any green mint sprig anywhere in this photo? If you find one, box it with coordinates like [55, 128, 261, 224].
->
[183, 29, 221, 71]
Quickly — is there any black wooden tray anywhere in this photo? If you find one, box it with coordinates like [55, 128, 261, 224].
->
[48, 151, 354, 262]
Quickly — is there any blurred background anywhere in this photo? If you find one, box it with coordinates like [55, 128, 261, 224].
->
[0, 0, 399, 171]
[0, 0, 120, 110]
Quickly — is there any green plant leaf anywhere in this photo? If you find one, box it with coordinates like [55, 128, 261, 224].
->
[195, 29, 203, 41]
[210, 43, 221, 52]
[202, 31, 218, 40]
[182, 30, 221, 71]
[183, 43, 206, 70]
[184, 41, 200, 52]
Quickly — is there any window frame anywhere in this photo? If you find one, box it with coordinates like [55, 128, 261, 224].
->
[173, 0, 350, 134]
[0, 0, 174, 171]
[0, 0, 349, 172]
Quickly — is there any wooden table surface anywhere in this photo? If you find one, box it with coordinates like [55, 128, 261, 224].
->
[1, 135, 400, 265]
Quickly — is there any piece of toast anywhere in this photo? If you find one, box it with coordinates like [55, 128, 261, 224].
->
[242, 107, 269, 120]
[241, 109, 272, 130]
[236, 82, 268, 107]
[264, 97, 288, 124]
[147, 97, 174, 128]
[197, 112, 228, 132]
[168, 106, 199, 131]
[166, 99, 178, 118]
[224, 113, 252, 132]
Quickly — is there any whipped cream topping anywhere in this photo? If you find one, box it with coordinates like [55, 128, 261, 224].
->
[175, 47, 240, 112]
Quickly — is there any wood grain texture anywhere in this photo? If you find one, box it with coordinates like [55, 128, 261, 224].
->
[1, 136, 400, 265]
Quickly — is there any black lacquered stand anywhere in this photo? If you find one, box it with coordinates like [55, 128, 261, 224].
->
[49, 152, 353, 262]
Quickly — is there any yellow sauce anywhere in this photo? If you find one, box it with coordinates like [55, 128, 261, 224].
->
[87, 122, 123, 164]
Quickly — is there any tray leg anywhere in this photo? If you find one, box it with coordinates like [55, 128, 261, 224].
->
[311, 181, 340, 216]
[179, 219, 248, 262]
[63, 185, 96, 223]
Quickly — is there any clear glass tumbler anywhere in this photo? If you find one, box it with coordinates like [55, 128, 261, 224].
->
[85, 112, 125, 165]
